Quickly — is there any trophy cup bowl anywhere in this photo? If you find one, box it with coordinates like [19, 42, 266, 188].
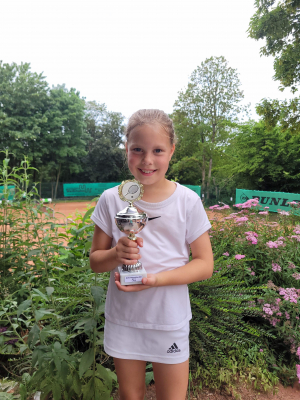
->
[115, 180, 148, 285]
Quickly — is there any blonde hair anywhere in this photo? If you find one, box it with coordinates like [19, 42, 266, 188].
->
[125, 109, 177, 144]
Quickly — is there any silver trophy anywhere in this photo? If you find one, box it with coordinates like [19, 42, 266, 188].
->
[115, 180, 148, 285]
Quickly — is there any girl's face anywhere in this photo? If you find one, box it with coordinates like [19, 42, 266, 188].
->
[125, 123, 175, 188]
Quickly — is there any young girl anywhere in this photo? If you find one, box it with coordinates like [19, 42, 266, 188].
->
[90, 109, 213, 400]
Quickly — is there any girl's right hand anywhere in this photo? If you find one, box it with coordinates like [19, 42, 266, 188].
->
[115, 236, 143, 265]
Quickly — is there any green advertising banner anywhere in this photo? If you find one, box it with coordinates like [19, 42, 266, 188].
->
[236, 189, 300, 214]
[63, 183, 120, 197]
[184, 184, 201, 197]
[63, 183, 201, 198]
[0, 185, 15, 200]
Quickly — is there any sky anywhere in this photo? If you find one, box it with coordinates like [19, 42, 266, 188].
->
[0, 0, 296, 120]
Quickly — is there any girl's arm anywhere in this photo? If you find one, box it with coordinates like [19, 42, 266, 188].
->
[114, 231, 214, 291]
[90, 225, 143, 273]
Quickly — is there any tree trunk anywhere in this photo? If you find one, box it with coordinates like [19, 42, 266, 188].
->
[54, 165, 61, 200]
[39, 176, 42, 198]
[202, 154, 206, 198]
[207, 158, 213, 199]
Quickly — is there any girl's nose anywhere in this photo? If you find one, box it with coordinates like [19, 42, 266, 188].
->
[142, 152, 153, 165]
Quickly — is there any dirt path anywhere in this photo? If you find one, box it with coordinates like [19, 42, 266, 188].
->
[113, 382, 300, 400]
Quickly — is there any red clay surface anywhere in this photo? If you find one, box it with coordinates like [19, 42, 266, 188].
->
[50, 200, 97, 223]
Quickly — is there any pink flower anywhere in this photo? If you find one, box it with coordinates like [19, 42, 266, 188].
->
[223, 252, 229, 256]
[259, 349, 263, 352]
[272, 263, 281, 272]
[259, 211, 268, 215]
[264, 207, 269, 209]
[285, 312, 290, 320]
[251, 271, 255, 276]
[245, 231, 258, 237]
[288, 263, 296, 269]
[235, 217, 248, 222]
[279, 287, 299, 303]
[292, 273, 300, 280]
[235, 254, 245, 260]
[219, 228, 224, 231]
[227, 265, 231, 268]
[263, 304, 273, 315]
[290, 235, 300, 242]
[209, 205, 221, 210]
[297, 347, 300, 360]
[266, 241, 278, 249]
[278, 210, 290, 215]
[296, 365, 300, 383]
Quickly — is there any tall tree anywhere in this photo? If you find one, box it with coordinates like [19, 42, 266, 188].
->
[227, 121, 300, 193]
[248, 0, 300, 92]
[76, 101, 127, 182]
[172, 56, 245, 198]
[45, 85, 88, 196]
[0, 61, 50, 169]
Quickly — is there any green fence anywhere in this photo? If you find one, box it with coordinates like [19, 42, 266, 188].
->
[63, 182, 201, 198]
[236, 189, 300, 214]
[0, 185, 15, 200]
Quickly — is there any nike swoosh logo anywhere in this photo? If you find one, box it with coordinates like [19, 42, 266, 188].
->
[148, 216, 161, 221]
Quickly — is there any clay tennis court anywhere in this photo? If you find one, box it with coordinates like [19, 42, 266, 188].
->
[50, 200, 218, 224]
[48, 200, 97, 223]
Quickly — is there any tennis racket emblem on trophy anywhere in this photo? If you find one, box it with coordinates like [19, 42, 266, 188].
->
[115, 180, 148, 285]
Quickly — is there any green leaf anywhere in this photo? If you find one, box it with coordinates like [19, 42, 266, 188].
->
[82, 377, 95, 400]
[84, 318, 97, 334]
[28, 324, 40, 348]
[32, 288, 49, 302]
[79, 348, 94, 378]
[91, 286, 104, 308]
[72, 371, 82, 395]
[28, 249, 41, 257]
[96, 364, 117, 391]
[35, 308, 54, 322]
[83, 208, 94, 222]
[17, 299, 32, 318]
[145, 371, 154, 386]
[46, 287, 54, 297]
[61, 265, 90, 276]
[52, 382, 61, 400]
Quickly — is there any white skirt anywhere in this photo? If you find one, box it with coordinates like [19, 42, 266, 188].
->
[104, 319, 189, 364]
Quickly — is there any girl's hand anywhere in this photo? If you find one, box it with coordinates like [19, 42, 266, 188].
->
[115, 237, 143, 266]
[114, 272, 158, 292]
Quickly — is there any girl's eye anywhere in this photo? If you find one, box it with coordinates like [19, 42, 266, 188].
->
[154, 149, 163, 153]
[132, 148, 142, 152]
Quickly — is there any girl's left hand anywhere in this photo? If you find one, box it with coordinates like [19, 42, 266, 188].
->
[114, 272, 158, 292]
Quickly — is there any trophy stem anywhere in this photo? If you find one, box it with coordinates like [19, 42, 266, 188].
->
[128, 233, 137, 241]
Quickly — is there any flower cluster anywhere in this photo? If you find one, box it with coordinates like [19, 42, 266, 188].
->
[234, 198, 260, 209]
[235, 254, 245, 260]
[272, 263, 281, 272]
[278, 287, 300, 304]
[277, 208, 291, 215]
[235, 216, 249, 223]
[262, 299, 282, 326]
[292, 273, 300, 280]
[290, 235, 300, 242]
[245, 231, 258, 245]
[297, 365, 300, 383]
[209, 204, 230, 211]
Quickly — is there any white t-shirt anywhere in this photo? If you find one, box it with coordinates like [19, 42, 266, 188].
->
[91, 182, 211, 331]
